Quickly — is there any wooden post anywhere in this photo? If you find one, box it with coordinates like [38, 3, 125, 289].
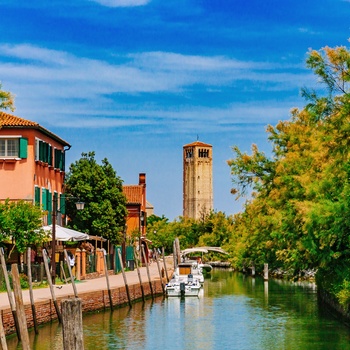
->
[43, 249, 62, 323]
[172, 241, 177, 269]
[175, 238, 181, 265]
[162, 247, 169, 283]
[0, 312, 8, 350]
[75, 249, 81, 281]
[154, 249, 165, 294]
[133, 248, 145, 302]
[0, 248, 20, 338]
[61, 298, 84, 350]
[60, 261, 68, 283]
[142, 245, 154, 299]
[81, 249, 86, 279]
[11, 264, 30, 349]
[27, 248, 39, 334]
[117, 249, 132, 308]
[64, 250, 78, 298]
[251, 264, 255, 277]
[264, 263, 269, 281]
[103, 250, 114, 310]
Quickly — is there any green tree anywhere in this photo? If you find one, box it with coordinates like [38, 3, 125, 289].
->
[0, 83, 15, 111]
[0, 200, 45, 255]
[64, 152, 127, 244]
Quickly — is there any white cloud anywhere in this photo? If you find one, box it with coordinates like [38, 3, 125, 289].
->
[89, 0, 151, 7]
[0, 43, 309, 131]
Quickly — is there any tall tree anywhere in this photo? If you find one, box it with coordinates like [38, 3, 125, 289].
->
[64, 152, 127, 244]
[0, 83, 15, 111]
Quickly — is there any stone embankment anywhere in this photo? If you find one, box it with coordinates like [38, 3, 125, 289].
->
[0, 258, 173, 336]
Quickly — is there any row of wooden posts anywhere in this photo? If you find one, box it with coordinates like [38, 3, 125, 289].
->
[0, 244, 171, 350]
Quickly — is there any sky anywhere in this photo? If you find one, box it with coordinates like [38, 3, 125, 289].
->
[1, 0, 349, 220]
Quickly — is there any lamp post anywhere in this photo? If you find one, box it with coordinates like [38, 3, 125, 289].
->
[51, 196, 84, 284]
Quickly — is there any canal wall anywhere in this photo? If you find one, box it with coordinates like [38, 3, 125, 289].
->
[318, 288, 350, 325]
[1, 279, 165, 336]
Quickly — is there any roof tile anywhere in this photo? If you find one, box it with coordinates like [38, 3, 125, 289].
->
[123, 185, 143, 204]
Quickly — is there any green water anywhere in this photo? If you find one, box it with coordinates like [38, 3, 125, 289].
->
[7, 270, 350, 349]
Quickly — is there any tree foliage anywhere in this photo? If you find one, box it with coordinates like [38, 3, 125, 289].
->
[0, 83, 15, 111]
[64, 152, 127, 244]
[226, 44, 350, 303]
[0, 200, 45, 254]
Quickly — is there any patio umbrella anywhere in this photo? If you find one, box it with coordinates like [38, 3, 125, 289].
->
[42, 225, 89, 242]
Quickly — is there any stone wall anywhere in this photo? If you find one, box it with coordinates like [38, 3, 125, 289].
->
[1, 279, 164, 336]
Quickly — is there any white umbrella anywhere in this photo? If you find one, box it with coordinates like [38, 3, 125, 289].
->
[42, 225, 89, 242]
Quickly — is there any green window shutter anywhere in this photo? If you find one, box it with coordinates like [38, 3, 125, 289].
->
[47, 190, 52, 225]
[39, 141, 44, 161]
[54, 149, 61, 169]
[42, 189, 47, 210]
[61, 151, 65, 171]
[35, 187, 41, 206]
[48, 145, 53, 166]
[19, 138, 28, 158]
[60, 194, 66, 215]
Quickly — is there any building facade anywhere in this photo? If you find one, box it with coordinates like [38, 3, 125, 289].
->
[0, 112, 70, 225]
[183, 141, 213, 219]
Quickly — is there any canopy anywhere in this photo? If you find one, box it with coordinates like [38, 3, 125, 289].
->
[181, 246, 228, 256]
[42, 225, 90, 242]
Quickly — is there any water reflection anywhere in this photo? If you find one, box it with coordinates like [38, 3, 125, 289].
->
[6, 270, 350, 349]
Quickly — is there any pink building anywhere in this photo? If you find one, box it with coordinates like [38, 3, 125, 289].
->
[0, 111, 70, 225]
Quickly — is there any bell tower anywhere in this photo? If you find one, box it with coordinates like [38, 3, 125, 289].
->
[183, 141, 213, 219]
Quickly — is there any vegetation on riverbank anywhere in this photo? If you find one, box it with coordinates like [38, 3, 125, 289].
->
[148, 43, 350, 311]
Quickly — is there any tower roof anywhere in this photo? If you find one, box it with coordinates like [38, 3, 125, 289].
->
[0, 111, 71, 147]
[183, 140, 212, 148]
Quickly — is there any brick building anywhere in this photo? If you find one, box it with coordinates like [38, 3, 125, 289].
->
[183, 141, 213, 219]
[0, 111, 70, 225]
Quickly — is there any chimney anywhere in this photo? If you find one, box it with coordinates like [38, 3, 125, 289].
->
[139, 173, 146, 186]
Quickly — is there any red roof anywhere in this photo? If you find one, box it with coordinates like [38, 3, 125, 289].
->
[183, 140, 212, 148]
[0, 112, 38, 127]
[0, 111, 70, 146]
[123, 185, 143, 204]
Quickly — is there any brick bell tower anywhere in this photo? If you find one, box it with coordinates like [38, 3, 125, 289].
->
[183, 141, 213, 219]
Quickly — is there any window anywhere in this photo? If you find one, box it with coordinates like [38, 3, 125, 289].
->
[0, 137, 27, 158]
[35, 139, 53, 164]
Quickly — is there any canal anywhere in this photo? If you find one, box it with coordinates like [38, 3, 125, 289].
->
[7, 269, 350, 349]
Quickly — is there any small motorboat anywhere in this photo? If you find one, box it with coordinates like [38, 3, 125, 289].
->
[165, 273, 201, 297]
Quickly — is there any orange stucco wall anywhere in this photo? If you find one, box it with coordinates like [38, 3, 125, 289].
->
[0, 128, 66, 203]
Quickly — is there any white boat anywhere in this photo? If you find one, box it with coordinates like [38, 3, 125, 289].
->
[165, 262, 203, 297]
[175, 262, 205, 284]
[165, 274, 201, 297]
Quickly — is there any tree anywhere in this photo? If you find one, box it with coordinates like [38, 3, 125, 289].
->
[227, 43, 350, 288]
[0, 200, 46, 255]
[0, 83, 15, 111]
[64, 152, 127, 244]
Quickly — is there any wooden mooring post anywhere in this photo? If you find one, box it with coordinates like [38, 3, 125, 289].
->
[142, 245, 154, 299]
[0, 248, 20, 339]
[64, 249, 78, 298]
[61, 298, 84, 350]
[117, 249, 132, 308]
[154, 249, 165, 294]
[162, 247, 169, 283]
[0, 311, 8, 350]
[104, 250, 114, 310]
[133, 248, 145, 302]
[43, 249, 62, 323]
[27, 248, 39, 334]
[264, 263, 269, 281]
[11, 264, 30, 349]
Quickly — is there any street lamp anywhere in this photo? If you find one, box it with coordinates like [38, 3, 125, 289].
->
[51, 196, 84, 284]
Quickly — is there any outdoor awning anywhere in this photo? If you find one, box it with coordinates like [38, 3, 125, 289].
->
[42, 225, 90, 242]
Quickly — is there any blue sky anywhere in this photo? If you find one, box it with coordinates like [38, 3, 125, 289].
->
[1, 0, 349, 220]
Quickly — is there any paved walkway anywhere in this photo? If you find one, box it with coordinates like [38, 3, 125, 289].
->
[0, 257, 174, 309]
